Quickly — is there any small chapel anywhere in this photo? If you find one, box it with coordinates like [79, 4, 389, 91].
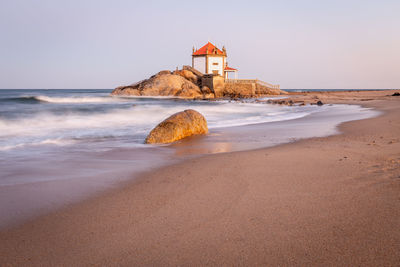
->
[192, 42, 238, 80]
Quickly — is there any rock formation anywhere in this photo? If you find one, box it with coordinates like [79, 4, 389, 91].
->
[111, 68, 287, 99]
[145, 109, 208, 144]
[111, 71, 203, 98]
[173, 69, 198, 85]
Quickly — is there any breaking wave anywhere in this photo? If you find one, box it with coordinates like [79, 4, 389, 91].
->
[34, 95, 123, 103]
[0, 139, 76, 151]
[0, 95, 124, 104]
[2, 90, 375, 153]
[0, 100, 318, 151]
[0, 96, 43, 104]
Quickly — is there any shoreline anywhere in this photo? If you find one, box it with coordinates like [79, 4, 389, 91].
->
[0, 91, 379, 230]
[0, 96, 378, 229]
[1, 90, 399, 265]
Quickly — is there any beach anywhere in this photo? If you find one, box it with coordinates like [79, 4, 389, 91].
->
[1, 90, 399, 266]
[0, 89, 376, 229]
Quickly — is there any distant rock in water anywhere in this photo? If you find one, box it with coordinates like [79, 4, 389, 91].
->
[145, 109, 208, 144]
[111, 71, 203, 98]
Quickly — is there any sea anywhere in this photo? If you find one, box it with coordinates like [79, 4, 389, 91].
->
[0, 89, 379, 228]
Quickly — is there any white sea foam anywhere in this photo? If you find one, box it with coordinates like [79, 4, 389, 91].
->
[0, 100, 319, 151]
[0, 138, 75, 151]
[0, 89, 381, 230]
[256, 96, 288, 100]
[34, 95, 122, 103]
[2, 97, 373, 153]
[0, 102, 311, 136]
[34, 95, 182, 103]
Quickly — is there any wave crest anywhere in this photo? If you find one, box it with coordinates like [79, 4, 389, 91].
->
[35, 96, 117, 103]
[0, 96, 43, 104]
[0, 95, 121, 104]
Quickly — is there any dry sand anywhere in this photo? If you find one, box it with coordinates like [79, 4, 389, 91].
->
[1, 90, 399, 266]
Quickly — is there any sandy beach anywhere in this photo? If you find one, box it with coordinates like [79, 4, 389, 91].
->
[1, 90, 399, 266]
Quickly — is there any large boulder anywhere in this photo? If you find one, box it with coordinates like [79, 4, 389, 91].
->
[145, 109, 208, 144]
[111, 71, 202, 98]
[173, 69, 199, 85]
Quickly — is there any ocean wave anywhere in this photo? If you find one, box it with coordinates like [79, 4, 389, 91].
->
[35, 95, 121, 103]
[0, 96, 43, 104]
[0, 99, 329, 151]
[0, 101, 315, 142]
[0, 138, 75, 151]
[0, 95, 126, 104]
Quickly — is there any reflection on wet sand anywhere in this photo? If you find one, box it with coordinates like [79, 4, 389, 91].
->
[173, 138, 233, 155]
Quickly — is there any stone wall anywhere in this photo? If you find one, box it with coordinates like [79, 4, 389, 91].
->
[212, 76, 225, 97]
[201, 75, 225, 97]
[223, 83, 255, 97]
[201, 75, 286, 98]
[201, 75, 214, 90]
[255, 84, 286, 95]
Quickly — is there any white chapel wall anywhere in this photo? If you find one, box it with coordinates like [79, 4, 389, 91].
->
[193, 57, 206, 74]
[207, 57, 224, 76]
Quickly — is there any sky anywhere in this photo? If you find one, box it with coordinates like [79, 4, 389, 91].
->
[0, 0, 399, 89]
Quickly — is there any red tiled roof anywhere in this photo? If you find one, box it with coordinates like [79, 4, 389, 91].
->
[224, 66, 237, 71]
[193, 42, 225, 56]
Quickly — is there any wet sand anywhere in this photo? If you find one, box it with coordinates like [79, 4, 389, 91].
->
[1, 90, 399, 266]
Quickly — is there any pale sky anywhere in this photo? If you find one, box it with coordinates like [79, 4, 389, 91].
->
[0, 0, 399, 89]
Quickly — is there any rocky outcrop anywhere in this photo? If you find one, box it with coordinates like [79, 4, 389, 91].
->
[145, 109, 208, 144]
[112, 69, 287, 99]
[200, 86, 215, 99]
[111, 71, 203, 98]
[173, 69, 199, 85]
